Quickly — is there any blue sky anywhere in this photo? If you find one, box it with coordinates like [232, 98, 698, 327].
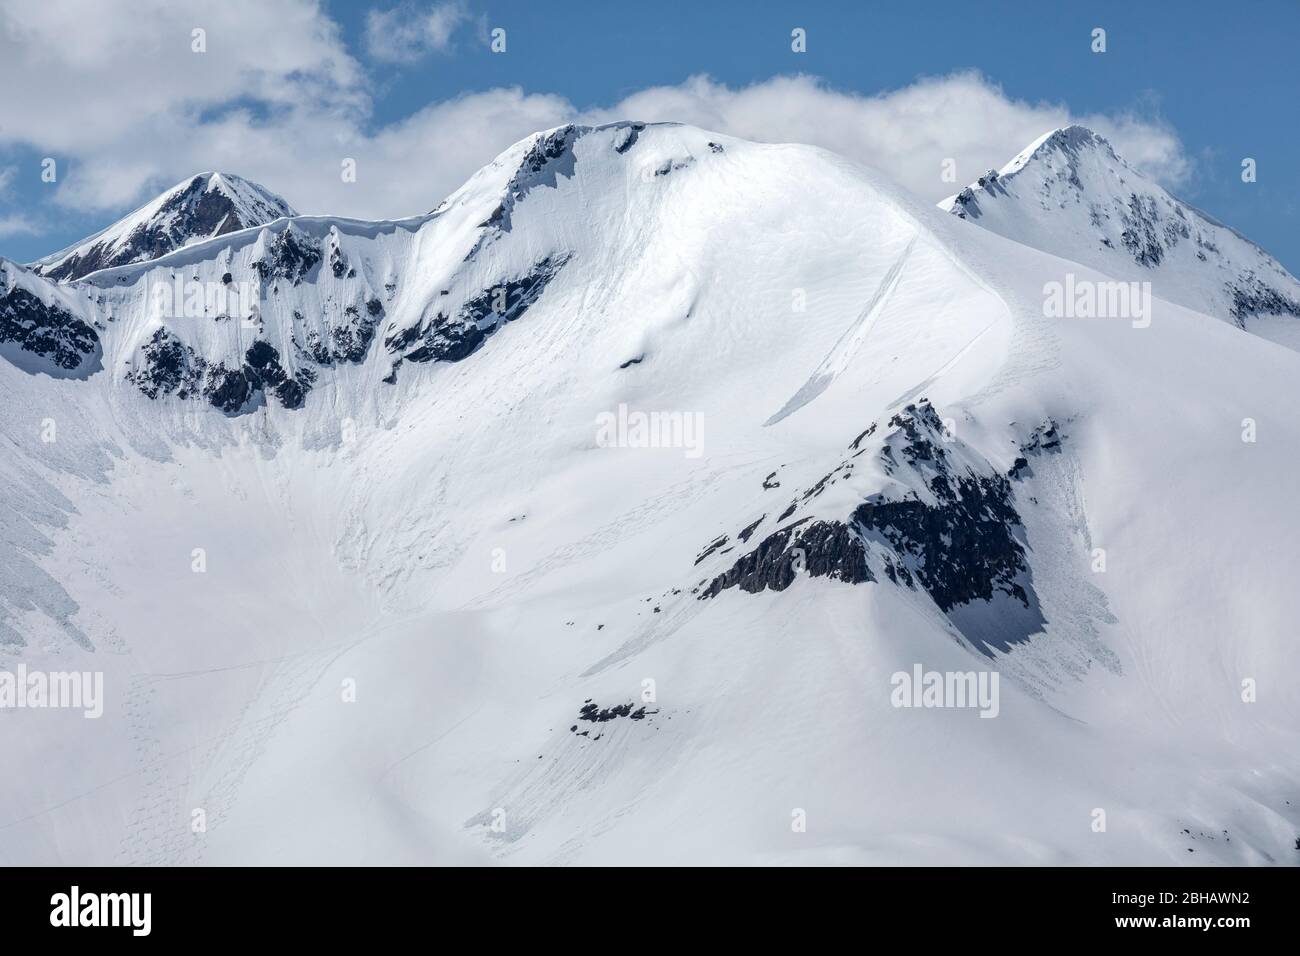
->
[1, 0, 1296, 270]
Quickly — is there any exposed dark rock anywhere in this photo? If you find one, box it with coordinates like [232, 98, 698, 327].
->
[1120, 193, 1165, 267]
[695, 535, 729, 566]
[1228, 275, 1300, 325]
[329, 243, 347, 278]
[254, 227, 321, 285]
[698, 401, 1051, 653]
[206, 364, 257, 413]
[395, 254, 571, 365]
[849, 423, 877, 451]
[854, 475, 1028, 612]
[128, 327, 202, 398]
[613, 123, 645, 154]
[701, 517, 872, 598]
[738, 515, 765, 543]
[0, 274, 100, 372]
[476, 126, 580, 236]
[653, 157, 693, 177]
[1010, 419, 1065, 480]
[574, 700, 652, 726]
[129, 331, 310, 412]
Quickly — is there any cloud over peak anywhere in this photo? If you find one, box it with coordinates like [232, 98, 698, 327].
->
[0, 2, 1191, 241]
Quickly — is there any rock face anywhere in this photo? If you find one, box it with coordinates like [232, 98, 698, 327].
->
[302, 298, 384, 366]
[858, 404, 1032, 611]
[0, 261, 100, 372]
[129, 328, 200, 399]
[856, 474, 1027, 611]
[698, 400, 1054, 654]
[128, 330, 314, 413]
[389, 254, 571, 366]
[254, 225, 321, 286]
[33, 173, 296, 282]
[940, 125, 1300, 336]
[700, 518, 873, 597]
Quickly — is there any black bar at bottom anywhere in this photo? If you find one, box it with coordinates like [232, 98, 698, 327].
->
[0, 865, 1293, 942]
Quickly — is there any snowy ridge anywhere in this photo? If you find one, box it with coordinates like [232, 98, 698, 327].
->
[941, 126, 1300, 348]
[31, 172, 297, 283]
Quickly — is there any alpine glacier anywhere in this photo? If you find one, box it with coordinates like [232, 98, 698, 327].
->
[2, 122, 1297, 866]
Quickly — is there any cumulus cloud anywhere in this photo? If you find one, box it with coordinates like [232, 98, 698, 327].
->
[0, 2, 1192, 233]
[365, 1, 468, 62]
[0, 0, 364, 153]
[0, 215, 36, 239]
[590, 73, 1192, 201]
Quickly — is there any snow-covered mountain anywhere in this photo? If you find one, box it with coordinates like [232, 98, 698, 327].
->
[2, 122, 1298, 866]
[940, 126, 1300, 348]
[30, 172, 296, 283]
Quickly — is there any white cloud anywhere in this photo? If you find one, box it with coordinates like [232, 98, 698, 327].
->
[365, 1, 468, 63]
[0, 215, 36, 239]
[589, 73, 1192, 201]
[0, 0, 365, 155]
[0, 2, 1192, 234]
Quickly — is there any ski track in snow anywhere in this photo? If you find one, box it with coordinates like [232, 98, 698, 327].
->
[765, 235, 917, 425]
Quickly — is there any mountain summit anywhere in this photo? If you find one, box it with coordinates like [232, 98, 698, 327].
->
[31, 172, 296, 282]
[940, 125, 1300, 346]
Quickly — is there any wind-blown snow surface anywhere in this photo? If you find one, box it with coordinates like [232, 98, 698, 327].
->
[2, 123, 1298, 865]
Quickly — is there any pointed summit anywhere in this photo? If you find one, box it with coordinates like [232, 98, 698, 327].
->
[939, 126, 1300, 341]
[31, 172, 296, 282]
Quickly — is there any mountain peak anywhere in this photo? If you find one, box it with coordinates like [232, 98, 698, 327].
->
[939, 125, 1300, 341]
[31, 171, 296, 283]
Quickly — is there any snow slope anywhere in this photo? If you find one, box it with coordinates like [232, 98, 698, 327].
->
[1, 123, 1297, 866]
[31, 172, 296, 283]
[941, 126, 1300, 348]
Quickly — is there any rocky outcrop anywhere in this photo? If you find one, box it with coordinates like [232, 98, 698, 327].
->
[128, 330, 313, 413]
[392, 254, 570, 365]
[254, 226, 321, 286]
[697, 401, 1061, 653]
[569, 699, 656, 739]
[700, 517, 873, 598]
[0, 272, 100, 372]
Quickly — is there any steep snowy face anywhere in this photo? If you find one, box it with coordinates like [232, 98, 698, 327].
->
[31, 172, 296, 282]
[941, 126, 1300, 345]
